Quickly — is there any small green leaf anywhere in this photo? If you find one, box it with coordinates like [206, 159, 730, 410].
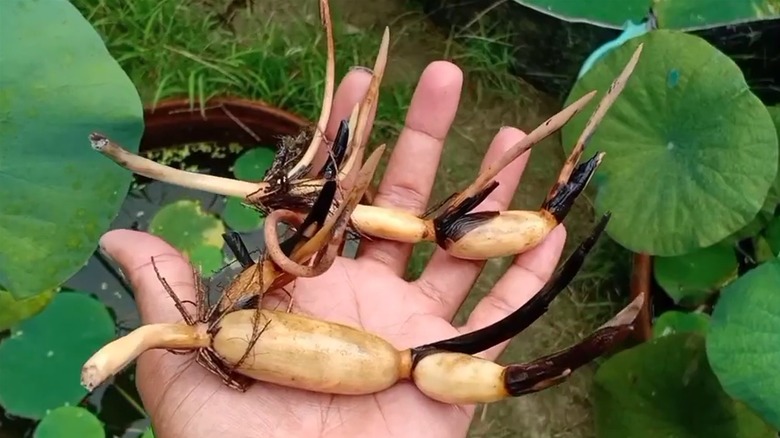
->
[652, 310, 710, 338]
[706, 257, 780, 429]
[594, 333, 776, 438]
[562, 30, 779, 256]
[0, 289, 57, 332]
[34, 406, 104, 438]
[188, 245, 225, 276]
[222, 197, 264, 232]
[654, 241, 738, 304]
[232, 147, 276, 181]
[0, 0, 144, 298]
[754, 236, 776, 264]
[141, 426, 155, 438]
[0, 292, 115, 419]
[148, 199, 226, 275]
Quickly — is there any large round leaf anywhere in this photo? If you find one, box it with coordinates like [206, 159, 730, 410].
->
[654, 241, 738, 304]
[562, 30, 779, 256]
[34, 406, 104, 438]
[654, 0, 780, 30]
[707, 256, 780, 429]
[516, 0, 780, 29]
[0, 0, 144, 298]
[0, 292, 115, 419]
[148, 199, 226, 275]
[514, 0, 649, 28]
[593, 332, 776, 437]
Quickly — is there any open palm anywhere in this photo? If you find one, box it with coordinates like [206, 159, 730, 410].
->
[99, 61, 567, 438]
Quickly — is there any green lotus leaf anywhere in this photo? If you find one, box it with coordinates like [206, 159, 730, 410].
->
[740, 105, 780, 243]
[513, 1, 653, 28]
[515, 0, 780, 29]
[654, 241, 738, 304]
[187, 244, 225, 276]
[232, 146, 276, 182]
[652, 310, 710, 338]
[148, 199, 226, 275]
[0, 0, 144, 298]
[594, 332, 776, 437]
[763, 215, 780, 256]
[0, 292, 115, 419]
[562, 30, 779, 256]
[0, 289, 57, 332]
[654, 0, 780, 30]
[34, 406, 104, 438]
[222, 197, 264, 232]
[706, 256, 780, 429]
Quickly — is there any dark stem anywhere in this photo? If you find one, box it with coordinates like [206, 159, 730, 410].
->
[630, 252, 653, 341]
[222, 231, 254, 268]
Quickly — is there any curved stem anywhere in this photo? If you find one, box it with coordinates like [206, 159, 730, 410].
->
[81, 323, 209, 391]
[287, 0, 336, 179]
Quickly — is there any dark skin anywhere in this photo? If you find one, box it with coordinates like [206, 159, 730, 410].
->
[99, 60, 567, 438]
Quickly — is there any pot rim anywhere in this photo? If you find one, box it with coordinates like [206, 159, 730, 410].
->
[139, 95, 311, 152]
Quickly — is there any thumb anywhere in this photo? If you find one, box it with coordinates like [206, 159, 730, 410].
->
[100, 229, 221, 430]
[99, 229, 197, 324]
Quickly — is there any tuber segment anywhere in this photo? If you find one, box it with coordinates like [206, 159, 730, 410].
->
[210, 309, 409, 395]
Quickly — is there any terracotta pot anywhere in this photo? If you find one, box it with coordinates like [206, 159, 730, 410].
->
[139, 96, 309, 153]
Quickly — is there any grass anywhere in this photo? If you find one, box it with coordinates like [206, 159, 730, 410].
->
[74, 0, 412, 143]
[68, 0, 635, 437]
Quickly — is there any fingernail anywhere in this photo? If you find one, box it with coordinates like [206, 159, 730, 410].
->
[349, 66, 373, 74]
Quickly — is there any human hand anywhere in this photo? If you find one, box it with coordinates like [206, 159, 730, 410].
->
[99, 60, 567, 438]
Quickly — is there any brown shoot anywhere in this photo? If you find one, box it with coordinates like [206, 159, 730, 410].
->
[286, 0, 336, 180]
[544, 43, 644, 204]
[80, 323, 209, 391]
[442, 90, 597, 213]
[338, 27, 390, 186]
[289, 144, 386, 262]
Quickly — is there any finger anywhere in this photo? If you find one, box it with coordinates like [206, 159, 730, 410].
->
[99, 229, 197, 324]
[414, 127, 532, 319]
[462, 224, 567, 361]
[310, 67, 375, 174]
[356, 61, 463, 276]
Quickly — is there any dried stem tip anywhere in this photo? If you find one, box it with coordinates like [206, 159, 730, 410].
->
[81, 323, 209, 391]
[89, 132, 111, 150]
